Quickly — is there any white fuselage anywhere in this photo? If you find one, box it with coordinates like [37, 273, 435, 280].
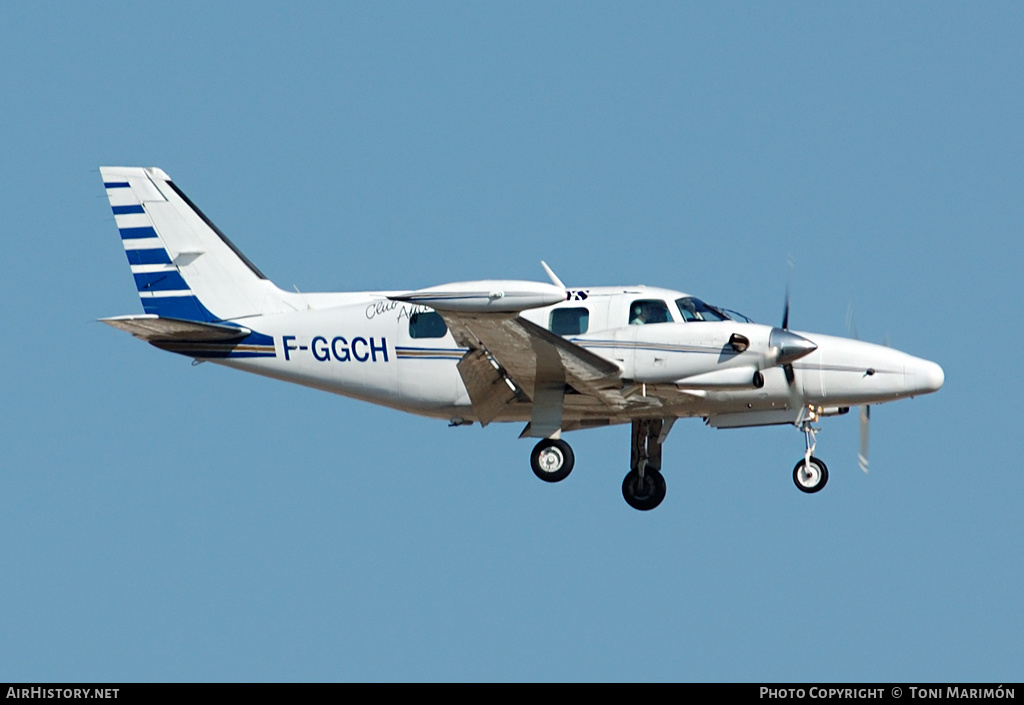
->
[214, 285, 943, 427]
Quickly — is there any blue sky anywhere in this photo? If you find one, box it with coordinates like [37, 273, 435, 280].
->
[1, 2, 1021, 682]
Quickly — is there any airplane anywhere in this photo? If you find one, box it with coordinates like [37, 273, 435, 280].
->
[98, 166, 944, 511]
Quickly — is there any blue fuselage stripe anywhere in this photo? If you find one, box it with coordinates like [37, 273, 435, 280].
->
[172, 350, 277, 359]
[241, 330, 275, 346]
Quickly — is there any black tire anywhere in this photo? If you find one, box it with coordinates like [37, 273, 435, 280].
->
[530, 439, 575, 483]
[793, 456, 829, 493]
[622, 468, 667, 511]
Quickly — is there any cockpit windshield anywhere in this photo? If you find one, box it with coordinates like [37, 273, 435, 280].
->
[675, 296, 753, 323]
[721, 308, 754, 324]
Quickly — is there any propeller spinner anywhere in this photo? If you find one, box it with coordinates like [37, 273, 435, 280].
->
[772, 287, 816, 384]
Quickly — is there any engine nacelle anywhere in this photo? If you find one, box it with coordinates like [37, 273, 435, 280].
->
[389, 280, 567, 313]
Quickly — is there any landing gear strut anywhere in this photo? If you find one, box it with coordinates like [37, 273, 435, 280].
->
[530, 438, 574, 482]
[528, 419, 674, 509]
[622, 419, 668, 510]
[793, 409, 828, 493]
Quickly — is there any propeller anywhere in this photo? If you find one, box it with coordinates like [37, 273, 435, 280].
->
[781, 280, 791, 332]
[847, 304, 871, 473]
[781, 283, 794, 385]
[771, 280, 816, 386]
[858, 404, 870, 473]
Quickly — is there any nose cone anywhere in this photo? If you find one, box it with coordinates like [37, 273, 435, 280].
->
[909, 359, 944, 395]
[769, 328, 818, 366]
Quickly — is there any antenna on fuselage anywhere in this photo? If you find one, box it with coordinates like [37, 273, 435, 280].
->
[540, 261, 565, 289]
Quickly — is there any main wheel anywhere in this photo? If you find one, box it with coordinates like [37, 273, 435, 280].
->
[530, 439, 575, 483]
[622, 468, 667, 511]
[793, 456, 829, 493]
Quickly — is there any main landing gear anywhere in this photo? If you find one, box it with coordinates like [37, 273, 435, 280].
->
[792, 409, 828, 493]
[622, 418, 668, 511]
[529, 418, 670, 511]
[530, 438, 575, 483]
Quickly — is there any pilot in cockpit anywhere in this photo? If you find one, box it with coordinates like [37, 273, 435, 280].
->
[630, 303, 647, 325]
[630, 300, 671, 325]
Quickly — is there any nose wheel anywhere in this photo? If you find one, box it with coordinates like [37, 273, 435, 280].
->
[793, 456, 829, 493]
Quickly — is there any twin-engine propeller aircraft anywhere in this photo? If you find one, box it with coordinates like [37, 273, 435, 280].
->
[99, 167, 944, 510]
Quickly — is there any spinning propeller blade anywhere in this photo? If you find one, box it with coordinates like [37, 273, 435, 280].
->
[781, 281, 791, 332]
[858, 405, 871, 473]
[784, 362, 796, 386]
[847, 305, 872, 473]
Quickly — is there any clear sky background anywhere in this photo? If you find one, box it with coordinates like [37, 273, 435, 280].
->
[1, 2, 1021, 682]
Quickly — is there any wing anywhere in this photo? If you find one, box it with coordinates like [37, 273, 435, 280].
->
[389, 278, 658, 434]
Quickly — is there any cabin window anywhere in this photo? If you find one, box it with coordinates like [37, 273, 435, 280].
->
[550, 307, 589, 336]
[409, 311, 448, 339]
[628, 299, 672, 325]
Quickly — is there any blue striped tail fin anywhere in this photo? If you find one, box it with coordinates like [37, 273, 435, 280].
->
[103, 174, 212, 321]
[100, 167, 291, 322]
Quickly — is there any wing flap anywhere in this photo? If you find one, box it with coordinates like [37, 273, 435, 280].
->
[456, 348, 520, 426]
[440, 312, 639, 413]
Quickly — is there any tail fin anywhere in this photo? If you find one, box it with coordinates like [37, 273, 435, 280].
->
[100, 167, 290, 322]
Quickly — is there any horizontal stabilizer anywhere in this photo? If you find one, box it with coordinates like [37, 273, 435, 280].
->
[99, 315, 250, 342]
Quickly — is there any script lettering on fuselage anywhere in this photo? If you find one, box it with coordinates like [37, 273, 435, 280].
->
[364, 299, 434, 322]
[396, 303, 433, 321]
[281, 335, 389, 363]
[365, 300, 398, 319]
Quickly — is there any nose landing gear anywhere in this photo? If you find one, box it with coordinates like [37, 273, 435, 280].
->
[792, 407, 829, 493]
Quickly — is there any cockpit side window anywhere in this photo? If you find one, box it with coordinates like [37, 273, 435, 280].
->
[550, 307, 589, 336]
[629, 299, 672, 325]
[409, 311, 448, 339]
[675, 296, 733, 322]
